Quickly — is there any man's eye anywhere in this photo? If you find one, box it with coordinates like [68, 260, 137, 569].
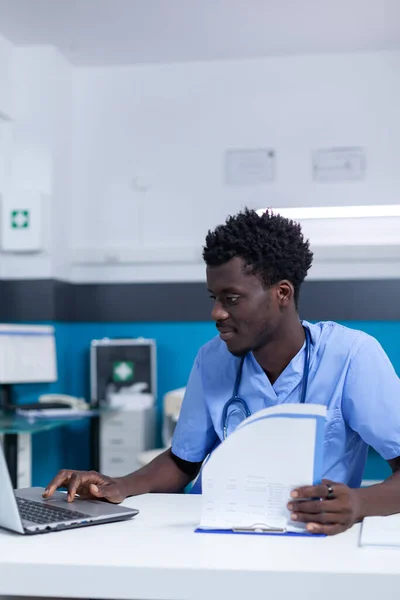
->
[226, 296, 239, 305]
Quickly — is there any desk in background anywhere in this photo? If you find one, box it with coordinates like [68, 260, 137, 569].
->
[0, 406, 156, 489]
[0, 411, 97, 488]
[0, 409, 106, 488]
[0, 494, 399, 600]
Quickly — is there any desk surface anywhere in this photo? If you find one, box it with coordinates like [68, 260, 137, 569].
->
[0, 494, 399, 600]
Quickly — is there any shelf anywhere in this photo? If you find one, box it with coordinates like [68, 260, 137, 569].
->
[0, 409, 102, 435]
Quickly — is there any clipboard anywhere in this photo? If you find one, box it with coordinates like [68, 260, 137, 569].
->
[195, 404, 328, 539]
[195, 525, 326, 537]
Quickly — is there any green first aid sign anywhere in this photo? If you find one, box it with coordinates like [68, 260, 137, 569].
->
[11, 210, 30, 229]
[112, 361, 134, 383]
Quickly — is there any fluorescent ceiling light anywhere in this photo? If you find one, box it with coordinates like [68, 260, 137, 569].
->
[256, 205, 400, 219]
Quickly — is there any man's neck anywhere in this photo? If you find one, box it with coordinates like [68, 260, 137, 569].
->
[253, 318, 305, 385]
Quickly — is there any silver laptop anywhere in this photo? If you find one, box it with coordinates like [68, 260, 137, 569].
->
[0, 444, 138, 535]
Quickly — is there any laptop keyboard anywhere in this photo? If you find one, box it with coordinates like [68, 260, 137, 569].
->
[17, 497, 90, 525]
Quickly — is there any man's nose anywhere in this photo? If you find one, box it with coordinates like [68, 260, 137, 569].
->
[211, 301, 229, 322]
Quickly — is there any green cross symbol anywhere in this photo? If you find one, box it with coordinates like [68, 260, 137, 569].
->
[112, 361, 134, 383]
[11, 210, 30, 229]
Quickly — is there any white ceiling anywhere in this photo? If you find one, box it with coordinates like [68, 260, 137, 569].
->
[0, 0, 399, 67]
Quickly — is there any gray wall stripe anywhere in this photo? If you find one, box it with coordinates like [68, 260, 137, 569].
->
[0, 279, 398, 322]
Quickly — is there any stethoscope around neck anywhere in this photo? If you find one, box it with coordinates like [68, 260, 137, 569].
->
[221, 325, 312, 440]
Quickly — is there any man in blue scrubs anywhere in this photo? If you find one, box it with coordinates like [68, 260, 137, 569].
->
[45, 208, 400, 535]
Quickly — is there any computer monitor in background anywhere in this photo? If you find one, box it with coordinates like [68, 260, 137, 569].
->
[0, 324, 57, 392]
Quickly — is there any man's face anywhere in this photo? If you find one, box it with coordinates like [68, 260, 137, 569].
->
[206, 257, 281, 357]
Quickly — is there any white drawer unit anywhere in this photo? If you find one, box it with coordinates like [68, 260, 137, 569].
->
[100, 408, 155, 447]
[91, 337, 158, 476]
[100, 411, 145, 445]
[100, 447, 142, 478]
[99, 407, 156, 478]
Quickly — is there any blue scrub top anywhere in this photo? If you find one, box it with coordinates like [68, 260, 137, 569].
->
[171, 320, 400, 488]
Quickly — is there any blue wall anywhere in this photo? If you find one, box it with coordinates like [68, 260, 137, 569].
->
[11, 320, 400, 486]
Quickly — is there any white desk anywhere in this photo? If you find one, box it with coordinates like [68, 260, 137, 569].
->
[0, 493, 399, 600]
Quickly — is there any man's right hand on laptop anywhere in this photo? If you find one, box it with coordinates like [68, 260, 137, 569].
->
[43, 470, 127, 504]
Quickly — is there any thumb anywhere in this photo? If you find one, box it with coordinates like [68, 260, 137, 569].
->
[89, 483, 122, 503]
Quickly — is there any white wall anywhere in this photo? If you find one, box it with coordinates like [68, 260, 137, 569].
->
[0, 34, 12, 118]
[70, 51, 400, 282]
[0, 45, 72, 279]
[49, 51, 73, 281]
[0, 34, 13, 252]
[1, 45, 400, 282]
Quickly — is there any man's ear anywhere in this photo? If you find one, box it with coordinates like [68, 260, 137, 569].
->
[276, 280, 295, 307]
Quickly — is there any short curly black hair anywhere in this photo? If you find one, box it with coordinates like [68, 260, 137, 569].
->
[203, 208, 313, 306]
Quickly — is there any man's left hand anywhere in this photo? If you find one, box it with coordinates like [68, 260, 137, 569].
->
[287, 479, 362, 536]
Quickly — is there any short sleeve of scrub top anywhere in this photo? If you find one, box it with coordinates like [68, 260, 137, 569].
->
[172, 350, 218, 463]
[343, 335, 400, 461]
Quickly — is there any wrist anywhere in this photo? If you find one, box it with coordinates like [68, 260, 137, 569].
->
[352, 487, 368, 521]
[118, 472, 150, 498]
[112, 475, 131, 500]
[353, 482, 391, 521]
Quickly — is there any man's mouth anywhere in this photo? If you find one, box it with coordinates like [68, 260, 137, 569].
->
[217, 328, 236, 342]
